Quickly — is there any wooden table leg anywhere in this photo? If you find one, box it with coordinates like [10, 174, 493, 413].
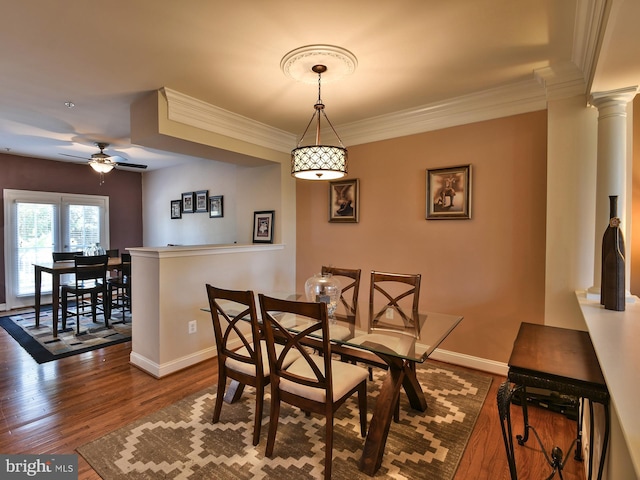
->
[35, 266, 42, 327]
[52, 272, 60, 337]
[360, 358, 406, 476]
[402, 361, 428, 411]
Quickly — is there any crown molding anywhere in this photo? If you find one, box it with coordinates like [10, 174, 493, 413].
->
[161, 59, 591, 152]
[336, 77, 548, 146]
[571, 0, 611, 93]
[162, 87, 295, 154]
[534, 63, 588, 101]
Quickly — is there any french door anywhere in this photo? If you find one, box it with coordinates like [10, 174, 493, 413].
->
[3, 189, 110, 309]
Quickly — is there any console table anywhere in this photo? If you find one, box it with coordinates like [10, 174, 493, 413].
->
[499, 322, 610, 480]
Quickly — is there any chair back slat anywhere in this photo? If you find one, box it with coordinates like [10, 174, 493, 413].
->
[52, 251, 83, 262]
[321, 266, 361, 324]
[369, 270, 421, 337]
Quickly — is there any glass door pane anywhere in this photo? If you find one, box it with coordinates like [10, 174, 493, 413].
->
[15, 202, 56, 295]
[67, 204, 101, 252]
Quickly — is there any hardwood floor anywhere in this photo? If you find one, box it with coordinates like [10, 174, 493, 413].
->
[0, 325, 585, 479]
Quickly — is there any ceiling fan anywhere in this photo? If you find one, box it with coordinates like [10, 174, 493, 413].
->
[60, 142, 148, 172]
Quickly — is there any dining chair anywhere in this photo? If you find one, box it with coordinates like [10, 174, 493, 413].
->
[206, 285, 300, 446]
[369, 270, 421, 338]
[346, 270, 421, 420]
[61, 254, 109, 335]
[53, 251, 84, 293]
[106, 252, 131, 322]
[258, 293, 368, 480]
[320, 266, 361, 325]
[105, 248, 120, 278]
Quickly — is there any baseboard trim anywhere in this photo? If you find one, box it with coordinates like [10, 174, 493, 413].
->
[130, 346, 218, 378]
[430, 348, 508, 377]
[129, 344, 507, 379]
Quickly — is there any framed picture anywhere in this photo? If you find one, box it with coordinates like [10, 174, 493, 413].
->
[329, 178, 359, 223]
[182, 192, 194, 213]
[195, 190, 209, 213]
[253, 210, 274, 243]
[170, 199, 182, 219]
[426, 165, 472, 219]
[209, 195, 223, 218]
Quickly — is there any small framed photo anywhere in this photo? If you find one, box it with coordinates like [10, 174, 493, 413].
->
[426, 165, 472, 219]
[329, 178, 359, 223]
[253, 210, 274, 243]
[170, 200, 182, 219]
[182, 192, 194, 213]
[209, 195, 223, 218]
[195, 190, 209, 213]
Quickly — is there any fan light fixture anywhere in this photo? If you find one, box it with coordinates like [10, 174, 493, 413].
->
[88, 143, 116, 173]
[291, 64, 347, 180]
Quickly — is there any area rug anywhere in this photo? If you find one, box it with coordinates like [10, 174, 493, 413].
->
[0, 306, 131, 363]
[78, 364, 492, 479]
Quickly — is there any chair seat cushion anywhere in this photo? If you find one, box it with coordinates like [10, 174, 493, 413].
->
[314, 323, 352, 341]
[279, 313, 352, 341]
[348, 333, 414, 357]
[226, 341, 300, 377]
[281, 355, 368, 402]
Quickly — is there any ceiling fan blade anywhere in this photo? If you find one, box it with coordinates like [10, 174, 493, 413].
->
[114, 161, 148, 170]
[59, 153, 89, 160]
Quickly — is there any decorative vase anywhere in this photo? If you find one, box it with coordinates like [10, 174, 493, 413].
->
[83, 243, 105, 256]
[304, 273, 341, 320]
[601, 195, 625, 311]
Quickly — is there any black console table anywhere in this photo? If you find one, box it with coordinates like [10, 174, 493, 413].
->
[498, 322, 610, 480]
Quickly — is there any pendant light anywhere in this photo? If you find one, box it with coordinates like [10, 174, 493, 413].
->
[291, 64, 347, 180]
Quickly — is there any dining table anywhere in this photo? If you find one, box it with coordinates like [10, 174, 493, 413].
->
[206, 296, 462, 476]
[33, 256, 123, 337]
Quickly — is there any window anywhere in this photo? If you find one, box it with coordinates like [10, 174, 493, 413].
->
[3, 189, 109, 309]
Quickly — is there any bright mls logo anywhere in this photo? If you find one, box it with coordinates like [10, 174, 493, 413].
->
[1, 455, 77, 479]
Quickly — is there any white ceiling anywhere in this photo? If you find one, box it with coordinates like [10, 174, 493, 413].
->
[0, 0, 638, 171]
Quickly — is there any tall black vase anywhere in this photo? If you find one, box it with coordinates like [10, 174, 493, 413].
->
[601, 195, 625, 311]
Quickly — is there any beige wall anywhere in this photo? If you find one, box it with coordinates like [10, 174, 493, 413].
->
[296, 111, 548, 364]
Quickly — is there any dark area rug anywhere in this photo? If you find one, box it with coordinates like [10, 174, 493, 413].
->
[78, 364, 492, 479]
[0, 306, 131, 363]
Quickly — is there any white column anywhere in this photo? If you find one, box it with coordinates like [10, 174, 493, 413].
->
[588, 87, 637, 297]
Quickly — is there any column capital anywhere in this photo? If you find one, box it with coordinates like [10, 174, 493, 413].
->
[589, 86, 638, 109]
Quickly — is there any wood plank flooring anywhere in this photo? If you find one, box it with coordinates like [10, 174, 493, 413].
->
[0, 325, 585, 479]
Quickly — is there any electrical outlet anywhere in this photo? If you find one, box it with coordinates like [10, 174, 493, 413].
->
[188, 320, 197, 334]
[385, 308, 394, 319]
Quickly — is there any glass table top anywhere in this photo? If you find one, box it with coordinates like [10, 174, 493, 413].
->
[204, 294, 462, 363]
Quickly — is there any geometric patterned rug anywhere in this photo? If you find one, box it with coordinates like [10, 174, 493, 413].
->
[77, 364, 492, 479]
[0, 306, 131, 363]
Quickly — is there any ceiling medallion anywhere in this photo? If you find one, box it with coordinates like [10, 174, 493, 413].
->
[280, 45, 357, 84]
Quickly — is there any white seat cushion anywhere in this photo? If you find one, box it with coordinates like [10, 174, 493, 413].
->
[226, 341, 300, 377]
[349, 333, 414, 357]
[280, 354, 368, 403]
[278, 314, 351, 340]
